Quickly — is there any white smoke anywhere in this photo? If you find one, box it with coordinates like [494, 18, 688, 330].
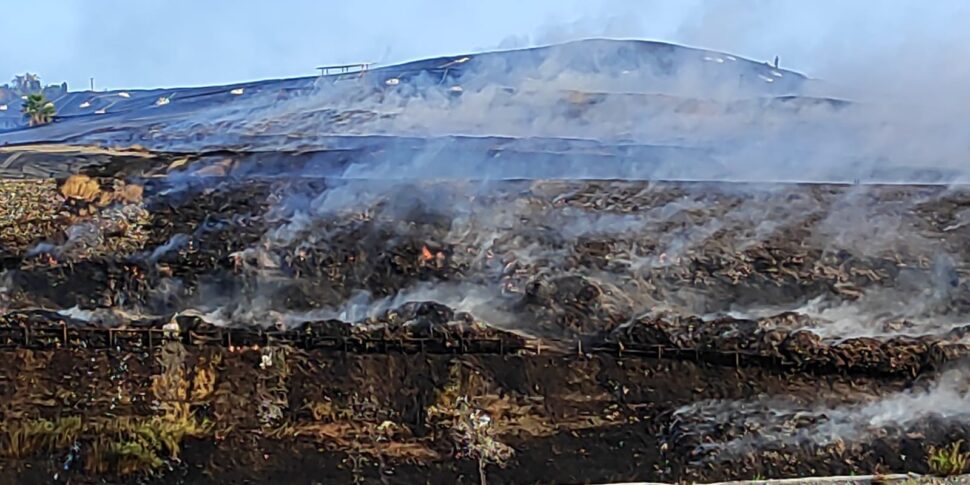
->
[674, 367, 970, 460]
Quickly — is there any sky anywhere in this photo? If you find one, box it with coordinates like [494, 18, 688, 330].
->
[1, 0, 968, 90]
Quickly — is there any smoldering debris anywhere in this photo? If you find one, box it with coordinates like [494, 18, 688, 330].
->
[0, 301, 533, 354]
[611, 311, 970, 375]
[3, 178, 970, 347]
[666, 367, 970, 465]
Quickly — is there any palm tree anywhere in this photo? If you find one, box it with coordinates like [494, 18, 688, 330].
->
[21, 93, 56, 126]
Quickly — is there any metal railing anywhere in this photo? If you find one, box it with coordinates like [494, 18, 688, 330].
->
[316, 64, 372, 76]
[0, 322, 533, 355]
[0, 322, 951, 377]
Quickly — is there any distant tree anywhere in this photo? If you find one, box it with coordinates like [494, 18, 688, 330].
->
[21, 93, 56, 126]
[11, 75, 25, 93]
[11, 73, 41, 96]
[25, 73, 40, 92]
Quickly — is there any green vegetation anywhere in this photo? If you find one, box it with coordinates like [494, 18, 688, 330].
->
[0, 415, 211, 476]
[928, 440, 968, 476]
[21, 93, 56, 126]
[99, 415, 211, 475]
[0, 416, 83, 458]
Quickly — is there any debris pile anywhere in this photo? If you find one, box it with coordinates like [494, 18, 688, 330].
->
[0, 302, 532, 354]
[2, 178, 970, 356]
[610, 312, 970, 375]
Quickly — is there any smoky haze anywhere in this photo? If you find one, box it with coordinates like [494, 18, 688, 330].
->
[2, 0, 967, 89]
[4, 3, 970, 474]
[4, 2, 969, 183]
[3, 0, 966, 184]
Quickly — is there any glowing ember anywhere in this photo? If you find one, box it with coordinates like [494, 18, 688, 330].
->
[420, 245, 434, 262]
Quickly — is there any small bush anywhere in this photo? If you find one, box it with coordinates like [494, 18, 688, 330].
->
[111, 440, 164, 476]
[60, 174, 102, 202]
[928, 440, 969, 476]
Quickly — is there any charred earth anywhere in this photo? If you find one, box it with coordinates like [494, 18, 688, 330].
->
[0, 148, 968, 483]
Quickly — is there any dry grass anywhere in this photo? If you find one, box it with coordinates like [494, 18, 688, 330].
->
[87, 415, 210, 474]
[270, 420, 438, 462]
[60, 174, 101, 201]
[0, 143, 154, 156]
[304, 399, 335, 422]
[190, 353, 221, 402]
[58, 174, 145, 207]
[425, 362, 600, 441]
[80, 340, 215, 475]
[115, 183, 144, 204]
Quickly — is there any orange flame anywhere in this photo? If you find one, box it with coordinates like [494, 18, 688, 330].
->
[420, 245, 434, 262]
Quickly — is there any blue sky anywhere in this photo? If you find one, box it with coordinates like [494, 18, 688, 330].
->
[1, 0, 967, 90]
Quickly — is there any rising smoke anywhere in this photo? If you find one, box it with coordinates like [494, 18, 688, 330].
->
[4, 4, 970, 457]
[670, 366, 970, 462]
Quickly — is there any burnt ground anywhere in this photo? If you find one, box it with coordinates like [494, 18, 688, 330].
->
[0, 348, 939, 485]
[0, 150, 968, 483]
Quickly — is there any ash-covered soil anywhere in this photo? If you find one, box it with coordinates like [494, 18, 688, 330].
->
[0, 164, 968, 483]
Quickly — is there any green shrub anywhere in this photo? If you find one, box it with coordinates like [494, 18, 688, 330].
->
[928, 440, 969, 476]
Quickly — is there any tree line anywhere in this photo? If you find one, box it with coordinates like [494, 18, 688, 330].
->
[1, 73, 67, 127]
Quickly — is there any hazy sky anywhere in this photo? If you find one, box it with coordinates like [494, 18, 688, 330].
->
[1, 0, 967, 90]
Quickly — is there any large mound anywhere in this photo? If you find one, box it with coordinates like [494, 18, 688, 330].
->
[7, 39, 957, 184]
